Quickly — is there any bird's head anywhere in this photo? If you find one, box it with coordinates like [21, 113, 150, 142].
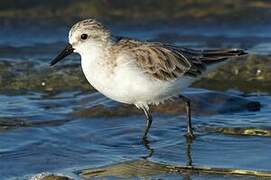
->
[50, 19, 111, 66]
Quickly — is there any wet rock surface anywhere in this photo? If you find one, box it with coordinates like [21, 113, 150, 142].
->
[31, 173, 73, 180]
[79, 159, 271, 179]
[195, 55, 271, 92]
[0, 55, 270, 93]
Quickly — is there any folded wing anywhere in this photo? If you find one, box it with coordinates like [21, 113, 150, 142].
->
[114, 38, 246, 81]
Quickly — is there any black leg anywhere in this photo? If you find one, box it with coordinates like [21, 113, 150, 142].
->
[141, 107, 152, 140]
[180, 95, 194, 139]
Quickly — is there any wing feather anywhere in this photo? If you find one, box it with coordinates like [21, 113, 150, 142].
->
[113, 38, 246, 81]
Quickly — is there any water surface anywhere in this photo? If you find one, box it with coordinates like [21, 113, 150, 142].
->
[0, 21, 271, 179]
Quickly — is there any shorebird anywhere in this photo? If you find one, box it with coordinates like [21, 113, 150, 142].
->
[50, 19, 246, 140]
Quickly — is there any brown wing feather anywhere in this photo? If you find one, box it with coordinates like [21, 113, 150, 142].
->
[113, 38, 246, 81]
[133, 44, 193, 80]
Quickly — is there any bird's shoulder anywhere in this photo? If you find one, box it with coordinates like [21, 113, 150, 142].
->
[112, 37, 143, 51]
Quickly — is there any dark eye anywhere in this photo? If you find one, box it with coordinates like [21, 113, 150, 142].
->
[81, 34, 88, 40]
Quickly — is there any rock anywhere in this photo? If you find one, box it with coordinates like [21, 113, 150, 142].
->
[79, 159, 271, 179]
[0, 55, 270, 93]
[31, 173, 73, 180]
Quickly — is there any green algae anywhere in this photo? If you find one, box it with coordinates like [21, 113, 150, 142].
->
[0, 61, 92, 93]
[193, 55, 271, 93]
[204, 126, 271, 137]
[0, 55, 270, 93]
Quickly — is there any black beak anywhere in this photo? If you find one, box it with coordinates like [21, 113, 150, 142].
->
[50, 43, 74, 66]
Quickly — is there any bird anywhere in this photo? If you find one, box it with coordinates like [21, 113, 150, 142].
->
[50, 19, 247, 141]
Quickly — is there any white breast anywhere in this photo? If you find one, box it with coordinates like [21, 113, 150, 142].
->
[80, 45, 114, 97]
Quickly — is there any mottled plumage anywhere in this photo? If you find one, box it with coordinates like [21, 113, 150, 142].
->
[112, 38, 245, 81]
[51, 19, 247, 139]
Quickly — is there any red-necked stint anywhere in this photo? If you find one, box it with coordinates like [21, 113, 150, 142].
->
[50, 19, 247, 140]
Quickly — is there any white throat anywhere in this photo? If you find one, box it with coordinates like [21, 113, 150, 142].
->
[79, 42, 114, 95]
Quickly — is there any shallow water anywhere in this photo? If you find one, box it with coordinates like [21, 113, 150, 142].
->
[0, 22, 271, 179]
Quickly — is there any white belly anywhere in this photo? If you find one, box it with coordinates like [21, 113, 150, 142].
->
[81, 55, 195, 106]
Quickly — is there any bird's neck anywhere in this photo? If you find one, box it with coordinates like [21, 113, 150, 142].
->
[80, 39, 111, 59]
[80, 39, 115, 75]
[80, 39, 117, 94]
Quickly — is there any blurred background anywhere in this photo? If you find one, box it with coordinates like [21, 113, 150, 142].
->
[0, 1, 271, 180]
[1, 0, 271, 25]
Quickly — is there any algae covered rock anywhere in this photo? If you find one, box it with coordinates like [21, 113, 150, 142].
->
[0, 55, 270, 93]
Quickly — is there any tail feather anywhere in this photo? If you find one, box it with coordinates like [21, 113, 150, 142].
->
[163, 45, 247, 77]
[200, 49, 247, 64]
[180, 48, 247, 77]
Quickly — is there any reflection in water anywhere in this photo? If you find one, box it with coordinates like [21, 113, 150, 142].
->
[79, 133, 271, 179]
[142, 135, 194, 179]
[141, 126, 194, 167]
[185, 137, 193, 167]
[183, 137, 193, 180]
[142, 137, 154, 159]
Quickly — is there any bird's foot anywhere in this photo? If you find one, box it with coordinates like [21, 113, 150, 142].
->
[185, 132, 195, 142]
[142, 136, 150, 144]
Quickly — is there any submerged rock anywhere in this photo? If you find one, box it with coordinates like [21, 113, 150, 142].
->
[0, 89, 261, 132]
[203, 126, 271, 137]
[72, 89, 261, 117]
